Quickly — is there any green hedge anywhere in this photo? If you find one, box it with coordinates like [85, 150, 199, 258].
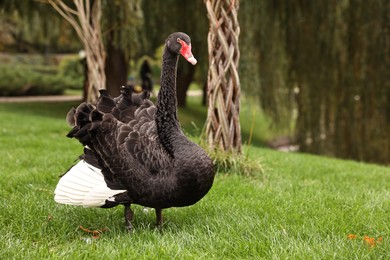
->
[57, 56, 84, 90]
[0, 57, 83, 96]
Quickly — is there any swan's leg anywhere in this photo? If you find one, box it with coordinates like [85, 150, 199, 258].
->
[124, 203, 134, 231]
[155, 208, 163, 227]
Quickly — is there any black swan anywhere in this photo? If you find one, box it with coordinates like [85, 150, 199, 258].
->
[54, 32, 215, 230]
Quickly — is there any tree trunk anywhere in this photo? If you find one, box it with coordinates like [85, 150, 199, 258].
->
[202, 81, 207, 106]
[176, 62, 195, 107]
[105, 44, 128, 98]
[204, 0, 242, 153]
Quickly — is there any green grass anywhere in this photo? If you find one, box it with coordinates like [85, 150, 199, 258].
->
[0, 100, 389, 259]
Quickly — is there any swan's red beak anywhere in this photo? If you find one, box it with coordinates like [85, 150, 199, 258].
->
[179, 39, 197, 65]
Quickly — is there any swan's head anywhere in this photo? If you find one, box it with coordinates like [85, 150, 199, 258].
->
[166, 32, 197, 65]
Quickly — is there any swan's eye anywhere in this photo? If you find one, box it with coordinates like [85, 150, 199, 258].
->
[177, 38, 181, 43]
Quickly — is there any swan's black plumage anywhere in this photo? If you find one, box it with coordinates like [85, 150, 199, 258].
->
[60, 32, 215, 229]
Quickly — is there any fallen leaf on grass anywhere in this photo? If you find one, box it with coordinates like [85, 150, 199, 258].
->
[363, 236, 376, 247]
[347, 234, 383, 248]
[79, 225, 109, 239]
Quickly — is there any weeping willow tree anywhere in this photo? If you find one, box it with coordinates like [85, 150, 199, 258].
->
[0, 0, 80, 53]
[240, 0, 389, 164]
[283, 1, 389, 164]
[239, 1, 292, 128]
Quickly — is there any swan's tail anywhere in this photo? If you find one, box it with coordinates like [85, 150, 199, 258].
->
[66, 87, 151, 147]
[54, 160, 126, 208]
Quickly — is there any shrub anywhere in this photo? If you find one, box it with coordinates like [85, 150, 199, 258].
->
[58, 56, 84, 90]
[0, 62, 82, 96]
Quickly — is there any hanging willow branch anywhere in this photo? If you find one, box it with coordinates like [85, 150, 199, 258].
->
[47, 0, 106, 102]
[204, 0, 241, 153]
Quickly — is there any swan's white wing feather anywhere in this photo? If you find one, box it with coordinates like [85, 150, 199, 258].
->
[54, 160, 126, 208]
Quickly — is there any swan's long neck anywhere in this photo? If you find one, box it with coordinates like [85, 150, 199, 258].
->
[156, 47, 181, 156]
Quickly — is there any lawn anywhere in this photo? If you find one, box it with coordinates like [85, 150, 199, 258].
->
[0, 98, 389, 259]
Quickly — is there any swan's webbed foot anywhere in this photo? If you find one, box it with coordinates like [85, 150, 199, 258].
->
[124, 203, 134, 231]
[155, 208, 163, 228]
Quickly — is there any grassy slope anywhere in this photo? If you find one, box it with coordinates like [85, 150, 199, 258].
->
[0, 100, 389, 259]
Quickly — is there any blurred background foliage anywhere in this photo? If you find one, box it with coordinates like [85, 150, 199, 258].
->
[0, 0, 388, 164]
